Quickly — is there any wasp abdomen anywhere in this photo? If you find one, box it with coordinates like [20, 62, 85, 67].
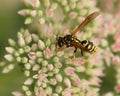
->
[81, 40, 97, 53]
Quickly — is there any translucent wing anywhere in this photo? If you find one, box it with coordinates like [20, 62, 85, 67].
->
[72, 11, 100, 36]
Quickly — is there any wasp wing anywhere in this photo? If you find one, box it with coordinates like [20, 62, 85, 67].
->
[72, 11, 100, 36]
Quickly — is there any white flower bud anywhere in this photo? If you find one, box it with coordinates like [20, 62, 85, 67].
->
[45, 39, 51, 46]
[42, 60, 48, 67]
[25, 35, 32, 44]
[18, 48, 24, 54]
[36, 51, 42, 57]
[52, 93, 59, 96]
[47, 64, 54, 71]
[22, 85, 29, 91]
[38, 40, 45, 50]
[51, 3, 58, 10]
[39, 18, 45, 24]
[18, 9, 31, 16]
[4, 54, 14, 62]
[18, 37, 25, 47]
[25, 17, 33, 24]
[8, 64, 14, 70]
[38, 10, 43, 16]
[31, 43, 37, 51]
[32, 34, 39, 42]
[16, 57, 21, 62]
[24, 70, 30, 77]
[24, 63, 31, 70]
[26, 91, 32, 96]
[48, 72, 54, 77]
[24, 78, 33, 85]
[24, 46, 31, 53]
[30, 10, 37, 17]
[5, 47, 15, 54]
[61, 0, 67, 6]
[32, 64, 40, 71]
[64, 78, 71, 88]
[22, 57, 28, 63]
[55, 86, 62, 93]
[8, 39, 16, 46]
[44, 0, 50, 7]
[41, 82, 47, 88]
[101, 39, 108, 47]
[12, 91, 22, 96]
[56, 74, 62, 82]
[53, 57, 59, 62]
[46, 87, 52, 95]
[50, 79, 57, 85]
[17, 32, 23, 38]
[2, 65, 14, 73]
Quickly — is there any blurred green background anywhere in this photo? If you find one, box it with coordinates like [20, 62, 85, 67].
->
[0, 1, 25, 96]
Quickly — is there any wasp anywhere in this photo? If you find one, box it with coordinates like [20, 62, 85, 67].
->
[56, 11, 100, 57]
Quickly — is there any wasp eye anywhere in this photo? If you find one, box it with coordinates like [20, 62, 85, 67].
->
[57, 37, 64, 47]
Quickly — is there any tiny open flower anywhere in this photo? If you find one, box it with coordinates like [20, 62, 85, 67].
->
[114, 85, 120, 93]
[46, 8, 53, 17]
[30, 10, 37, 17]
[36, 88, 46, 96]
[64, 67, 75, 76]
[90, 77, 102, 86]
[112, 43, 120, 52]
[62, 88, 72, 96]
[112, 56, 120, 65]
[71, 75, 81, 86]
[69, 11, 77, 19]
[44, 48, 54, 58]
[55, 74, 62, 82]
[28, 52, 36, 60]
[81, 80, 90, 91]
[72, 57, 86, 66]
[38, 73, 47, 82]
[114, 33, 120, 43]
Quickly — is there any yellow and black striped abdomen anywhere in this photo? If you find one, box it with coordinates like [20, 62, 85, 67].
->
[81, 40, 98, 53]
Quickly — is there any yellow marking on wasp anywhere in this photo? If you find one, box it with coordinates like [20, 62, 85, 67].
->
[89, 45, 94, 52]
[87, 44, 91, 49]
[82, 41, 88, 47]
[94, 47, 98, 52]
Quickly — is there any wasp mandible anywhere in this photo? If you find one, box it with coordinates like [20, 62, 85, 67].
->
[56, 11, 100, 57]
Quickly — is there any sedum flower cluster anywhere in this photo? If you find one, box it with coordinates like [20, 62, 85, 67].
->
[97, 11, 120, 96]
[2, 0, 118, 96]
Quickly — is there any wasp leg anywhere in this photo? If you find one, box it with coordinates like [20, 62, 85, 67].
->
[73, 47, 77, 59]
[57, 45, 66, 52]
[81, 50, 83, 56]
